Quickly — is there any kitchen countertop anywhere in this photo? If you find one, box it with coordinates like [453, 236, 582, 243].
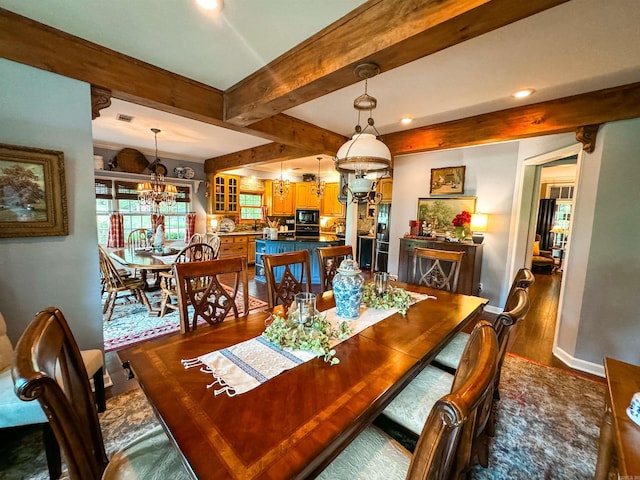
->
[216, 230, 270, 236]
[256, 235, 343, 243]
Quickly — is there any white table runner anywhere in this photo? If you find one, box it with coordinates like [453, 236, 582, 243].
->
[182, 292, 433, 397]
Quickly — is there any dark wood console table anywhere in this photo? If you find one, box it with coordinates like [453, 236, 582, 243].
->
[594, 357, 640, 479]
[397, 238, 483, 296]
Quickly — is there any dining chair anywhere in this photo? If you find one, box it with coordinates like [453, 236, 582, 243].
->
[12, 307, 189, 480]
[158, 242, 216, 317]
[98, 246, 151, 322]
[432, 268, 535, 373]
[188, 232, 203, 245]
[263, 250, 312, 310]
[411, 247, 464, 292]
[174, 257, 249, 333]
[317, 321, 498, 480]
[317, 245, 353, 293]
[205, 233, 222, 258]
[126, 228, 150, 249]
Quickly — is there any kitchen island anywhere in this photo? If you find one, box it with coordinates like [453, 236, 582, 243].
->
[254, 236, 345, 284]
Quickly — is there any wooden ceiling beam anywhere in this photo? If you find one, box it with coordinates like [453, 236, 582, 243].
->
[204, 143, 313, 174]
[381, 82, 640, 155]
[224, 0, 569, 126]
[0, 8, 342, 155]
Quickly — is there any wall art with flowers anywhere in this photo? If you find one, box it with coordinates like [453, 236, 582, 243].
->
[416, 197, 476, 234]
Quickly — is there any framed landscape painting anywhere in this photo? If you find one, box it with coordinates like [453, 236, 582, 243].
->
[430, 165, 465, 195]
[417, 197, 476, 232]
[0, 143, 68, 238]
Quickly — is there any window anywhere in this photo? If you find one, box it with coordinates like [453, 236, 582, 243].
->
[239, 193, 263, 221]
[95, 177, 191, 244]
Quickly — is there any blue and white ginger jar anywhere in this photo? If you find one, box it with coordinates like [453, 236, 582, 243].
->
[333, 258, 364, 319]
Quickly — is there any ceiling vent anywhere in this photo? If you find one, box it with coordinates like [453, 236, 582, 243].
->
[116, 113, 134, 123]
[302, 173, 316, 182]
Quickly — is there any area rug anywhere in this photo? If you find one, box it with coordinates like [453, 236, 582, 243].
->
[0, 354, 608, 480]
[103, 289, 268, 352]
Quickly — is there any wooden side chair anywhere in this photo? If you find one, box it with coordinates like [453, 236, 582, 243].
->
[317, 245, 353, 293]
[263, 250, 312, 310]
[12, 307, 189, 480]
[205, 233, 221, 259]
[188, 232, 203, 245]
[411, 247, 464, 292]
[98, 246, 151, 322]
[317, 321, 498, 480]
[433, 268, 535, 373]
[174, 257, 249, 333]
[158, 242, 216, 317]
[126, 228, 150, 249]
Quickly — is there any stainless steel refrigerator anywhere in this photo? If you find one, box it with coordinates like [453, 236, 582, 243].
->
[374, 203, 391, 272]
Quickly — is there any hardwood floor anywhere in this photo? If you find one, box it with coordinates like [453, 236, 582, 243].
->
[104, 267, 602, 399]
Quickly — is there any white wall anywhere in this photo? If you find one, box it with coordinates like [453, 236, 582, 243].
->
[0, 59, 103, 349]
[388, 142, 520, 308]
[572, 118, 640, 365]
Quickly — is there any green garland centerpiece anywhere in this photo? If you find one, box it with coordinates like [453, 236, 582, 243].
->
[262, 313, 352, 365]
[361, 283, 412, 315]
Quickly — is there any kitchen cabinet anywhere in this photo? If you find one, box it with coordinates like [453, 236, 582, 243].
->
[376, 177, 393, 202]
[397, 238, 483, 296]
[208, 173, 239, 214]
[295, 182, 321, 209]
[321, 183, 345, 217]
[218, 233, 260, 265]
[265, 179, 295, 215]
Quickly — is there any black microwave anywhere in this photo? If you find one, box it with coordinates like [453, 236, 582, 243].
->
[295, 208, 320, 225]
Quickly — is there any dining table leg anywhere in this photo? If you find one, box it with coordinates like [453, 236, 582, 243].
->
[594, 402, 614, 480]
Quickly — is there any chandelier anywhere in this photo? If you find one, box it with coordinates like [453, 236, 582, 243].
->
[311, 157, 326, 199]
[273, 160, 290, 200]
[137, 128, 177, 212]
[334, 62, 392, 203]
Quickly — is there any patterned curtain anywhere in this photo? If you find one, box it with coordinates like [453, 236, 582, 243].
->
[184, 213, 197, 242]
[107, 213, 124, 248]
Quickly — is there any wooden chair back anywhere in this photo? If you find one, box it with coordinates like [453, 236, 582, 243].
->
[411, 247, 464, 292]
[205, 233, 221, 259]
[505, 267, 535, 310]
[188, 232, 203, 245]
[174, 257, 249, 333]
[263, 250, 312, 310]
[127, 228, 150, 249]
[12, 307, 109, 480]
[494, 287, 530, 391]
[407, 321, 498, 479]
[317, 245, 353, 293]
[98, 245, 130, 291]
[175, 242, 216, 263]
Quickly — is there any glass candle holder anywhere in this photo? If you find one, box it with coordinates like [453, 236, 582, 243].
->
[294, 292, 317, 325]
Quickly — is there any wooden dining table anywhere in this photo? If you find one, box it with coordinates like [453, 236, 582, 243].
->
[120, 283, 488, 479]
[109, 247, 175, 290]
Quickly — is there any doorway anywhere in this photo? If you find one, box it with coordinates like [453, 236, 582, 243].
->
[509, 143, 584, 367]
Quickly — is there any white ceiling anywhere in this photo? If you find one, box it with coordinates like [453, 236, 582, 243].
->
[4, 0, 640, 176]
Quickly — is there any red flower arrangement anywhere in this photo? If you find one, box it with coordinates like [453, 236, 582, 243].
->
[452, 211, 471, 227]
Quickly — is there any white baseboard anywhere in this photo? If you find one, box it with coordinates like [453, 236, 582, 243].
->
[552, 346, 605, 378]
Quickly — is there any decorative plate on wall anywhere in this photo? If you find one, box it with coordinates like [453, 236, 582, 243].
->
[183, 166, 195, 179]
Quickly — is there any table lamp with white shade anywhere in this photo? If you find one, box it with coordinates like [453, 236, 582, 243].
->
[470, 213, 488, 244]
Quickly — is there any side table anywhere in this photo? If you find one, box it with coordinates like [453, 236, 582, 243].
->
[594, 357, 640, 479]
[551, 247, 565, 271]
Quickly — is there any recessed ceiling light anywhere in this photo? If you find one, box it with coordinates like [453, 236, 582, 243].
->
[196, 0, 223, 12]
[512, 88, 536, 99]
[400, 117, 413, 125]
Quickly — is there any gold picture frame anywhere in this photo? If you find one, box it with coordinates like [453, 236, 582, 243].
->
[417, 197, 476, 232]
[430, 165, 465, 195]
[0, 143, 68, 238]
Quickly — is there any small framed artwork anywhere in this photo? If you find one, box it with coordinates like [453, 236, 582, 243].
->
[0, 143, 68, 238]
[430, 165, 465, 195]
[417, 197, 476, 232]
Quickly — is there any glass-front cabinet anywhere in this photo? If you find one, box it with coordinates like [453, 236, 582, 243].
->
[208, 173, 239, 214]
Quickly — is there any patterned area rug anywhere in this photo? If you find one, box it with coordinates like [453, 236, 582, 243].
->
[0, 355, 607, 479]
[103, 289, 268, 352]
